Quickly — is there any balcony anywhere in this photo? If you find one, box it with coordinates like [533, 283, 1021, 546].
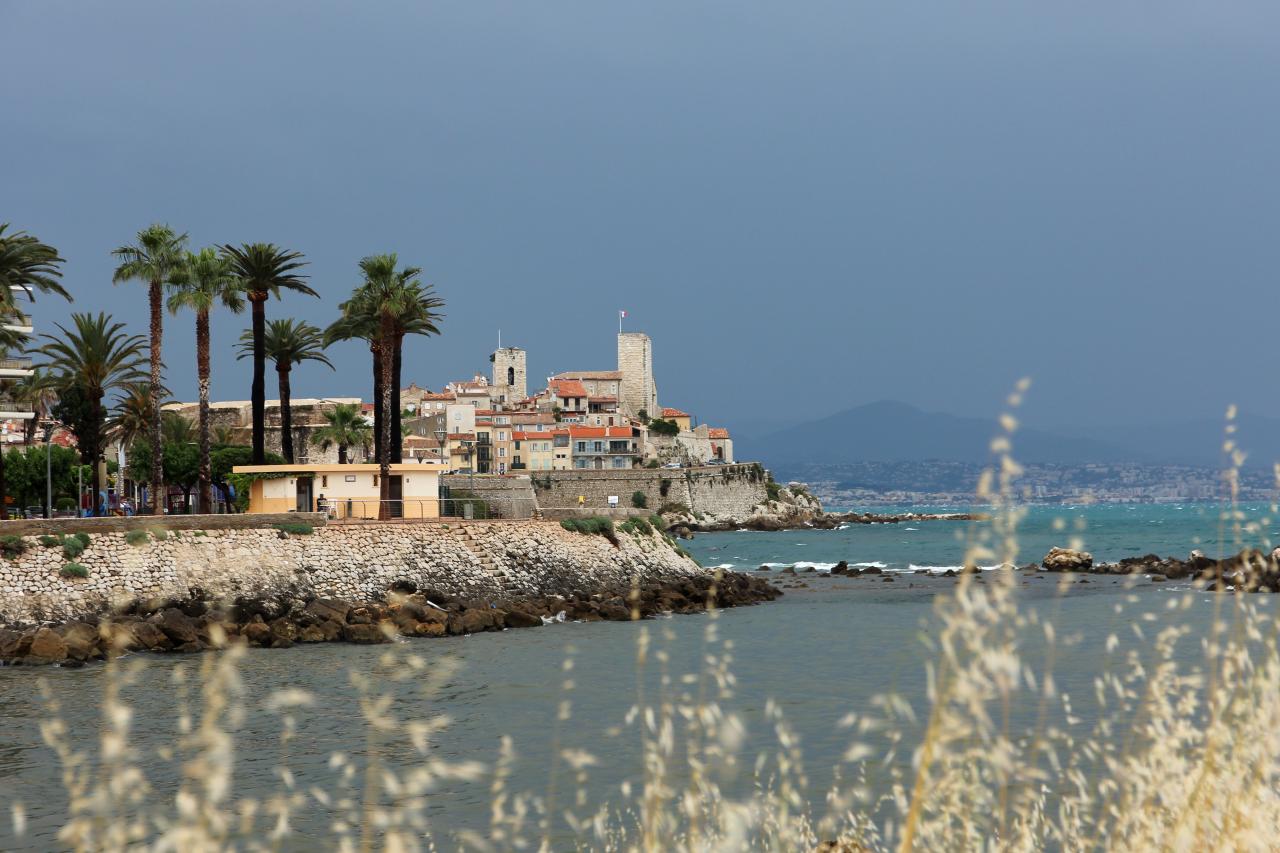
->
[0, 397, 33, 419]
[0, 357, 33, 376]
[1, 314, 32, 335]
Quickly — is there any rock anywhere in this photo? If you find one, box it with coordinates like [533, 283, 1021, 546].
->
[241, 621, 272, 647]
[298, 625, 327, 643]
[504, 609, 542, 629]
[27, 627, 68, 664]
[304, 598, 351, 624]
[342, 622, 388, 644]
[129, 621, 172, 651]
[411, 621, 445, 637]
[1041, 547, 1093, 572]
[831, 561, 849, 575]
[60, 622, 100, 662]
[156, 608, 199, 645]
[269, 618, 298, 643]
[389, 579, 418, 594]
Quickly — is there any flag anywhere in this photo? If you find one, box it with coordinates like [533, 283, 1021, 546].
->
[619, 310, 627, 319]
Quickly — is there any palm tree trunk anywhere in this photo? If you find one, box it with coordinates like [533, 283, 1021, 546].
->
[251, 293, 267, 464]
[371, 343, 382, 465]
[278, 363, 294, 463]
[149, 277, 165, 513]
[196, 309, 212, 513]
[338, 443, 348, 464]
[91, 393, 104, 517]
[378, 316, 395, 520]
[0, 448, 8, 521]
[392, 335, 404, 463]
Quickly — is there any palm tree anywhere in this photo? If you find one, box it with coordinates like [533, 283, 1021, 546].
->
[221, 243, 315, 464]
[311, 402, 372, 464]
[0, 224, 70, 308]
[236, 319, 332, 463]
[212, 424, 239, 448]
[109, 382, 168, 451]
[169, 247, 244, 512]
[112, 225, 188, 513]
[38, 314, 147, 516]
[12, 369, 57, 446]
[327, 275, 443, 466]
[334, 255, 444, 518]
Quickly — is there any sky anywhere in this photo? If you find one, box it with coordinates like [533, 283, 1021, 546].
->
[4, 1, 1279, 439]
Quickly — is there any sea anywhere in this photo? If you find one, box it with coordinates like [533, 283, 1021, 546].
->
[0, 502, 1274, 849]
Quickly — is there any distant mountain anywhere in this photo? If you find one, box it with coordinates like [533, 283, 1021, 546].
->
[742, 400, 1280, 472]
[742, 400, 1144, 468]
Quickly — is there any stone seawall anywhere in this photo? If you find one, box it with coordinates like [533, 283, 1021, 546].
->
[532, 464, 768, 518]
[0, 521, 708, 626]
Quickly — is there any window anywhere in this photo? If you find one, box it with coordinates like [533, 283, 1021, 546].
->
[373, 475, 379, 486]
[576, 442, 586, 452]
[321, 475, 328, 487]
[593, 441, 603, 452]
[507, 366, 515, 386]
[498, 447, 506, 457]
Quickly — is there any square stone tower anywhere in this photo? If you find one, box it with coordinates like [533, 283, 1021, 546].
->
[491, 346, 527, 406]
[617, 332, 658, 419]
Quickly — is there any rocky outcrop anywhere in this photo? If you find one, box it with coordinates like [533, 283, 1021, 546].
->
[1036, 547, 1280, 590]
[0, 572, 781, 666]
[1041, 547, 1094, 572]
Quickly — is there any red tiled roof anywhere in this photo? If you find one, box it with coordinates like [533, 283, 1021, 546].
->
[566, 426, 636, 438]
[588, 396, 617, 403]
[513, 431, 557, 441]
[421, 391, 455, 401]
[662, 407, 690, 418]
[550, 379, 588, 398]
[554, 370, 622, 381]
[708, 428, 730, 439]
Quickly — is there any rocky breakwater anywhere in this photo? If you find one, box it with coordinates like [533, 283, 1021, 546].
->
[666, 481, 981, 534]
[0, 571, 781, 667]
[1039, 546, 1280, 590]
[0, 520, 780, 666]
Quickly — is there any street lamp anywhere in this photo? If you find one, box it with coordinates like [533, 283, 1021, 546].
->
[43, 422, 54, 519]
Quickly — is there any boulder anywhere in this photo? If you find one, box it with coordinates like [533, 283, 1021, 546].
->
[304, 598, 351, 625]
[298, 625, 327, 643]
[342, 622, 388, 644]
[503, 609, 542, 629]
[156, 608, 199, 645]
[129, 621, 172, 651]
[27, 627, 68, 664]
[1041, 547, 1093, 572]
[60, 622, 100, 662]
[411, 621, 446, 638]
[241, 621, 272, 647]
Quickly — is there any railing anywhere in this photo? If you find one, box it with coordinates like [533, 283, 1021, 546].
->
[319, 496, 542, 522]
[0, 357, 33, 371]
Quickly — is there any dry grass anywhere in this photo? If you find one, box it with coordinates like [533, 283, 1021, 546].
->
[16, 383, 1280, 850]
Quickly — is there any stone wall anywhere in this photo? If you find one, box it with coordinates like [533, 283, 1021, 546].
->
[440, 475, 538, 519]
[0, 520, 704, 625]
[531, 464, 768, 519]
[0, 513, 328, 536]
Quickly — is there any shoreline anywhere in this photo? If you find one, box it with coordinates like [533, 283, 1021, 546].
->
[0, 571, 782, 667]
[674, 510, 984, 534]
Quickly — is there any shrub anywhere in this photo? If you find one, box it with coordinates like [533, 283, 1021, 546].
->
[659, 478, 672, 497]
[647, 418, 679, 437]
[60, 562, 88, 578]
[765, 480, 782, 502]
[273, 522, 314, 536]
[658, 502, 692, 517]
[631, 490, 648, 509]
[71, 532, 90, 549]
[644, 459, 661, 468]
[61, 536, 86, 560]
[620, 516, 653, 536]
[151, 528, 169, 541]
[124, 529, 150, 547]
[561, 516, 618, 544]
[649, 514, 667, 532]
[0, 535, 26, 560]
[37, 535, 62, 548]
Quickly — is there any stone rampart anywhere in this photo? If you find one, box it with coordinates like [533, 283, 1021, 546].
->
[0, 520, 704, 625]
[0, 513, 328, 536]
[440, 475, 538, 519]
[531, 464, 768, 519]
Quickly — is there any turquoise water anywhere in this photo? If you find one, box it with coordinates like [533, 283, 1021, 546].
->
[0, 502, 1273, 848]
[684, 502, 1278, 572]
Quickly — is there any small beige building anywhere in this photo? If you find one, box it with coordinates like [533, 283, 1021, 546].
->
[233, 461, 447, 519]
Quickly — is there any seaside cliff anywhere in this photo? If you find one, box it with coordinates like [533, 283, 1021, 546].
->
[0, 517, 778, 666]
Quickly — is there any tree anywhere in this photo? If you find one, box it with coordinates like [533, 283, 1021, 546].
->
[327, 257, 442, 468]
[311, 402, 372, 464]
[237, 319, 331, 463]
[38, 313, 147, 516]
[0, 224, 70, 309]
[0, 224, 71, 518]
[11, 370, 57, 445]
[2, 444, 81, 513]
[169, 247, 244, 511]
[221, 243, 315, 464]
[112, 224, 188, 513]
[127, 412, 201, 512]
[210, 445, 285, 512]
[333, 255, 444, 519]
[109, 382, 168, 454]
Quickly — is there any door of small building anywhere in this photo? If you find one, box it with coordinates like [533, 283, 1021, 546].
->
[295, 478, 313, 513]
[388, 475, 403, 518]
